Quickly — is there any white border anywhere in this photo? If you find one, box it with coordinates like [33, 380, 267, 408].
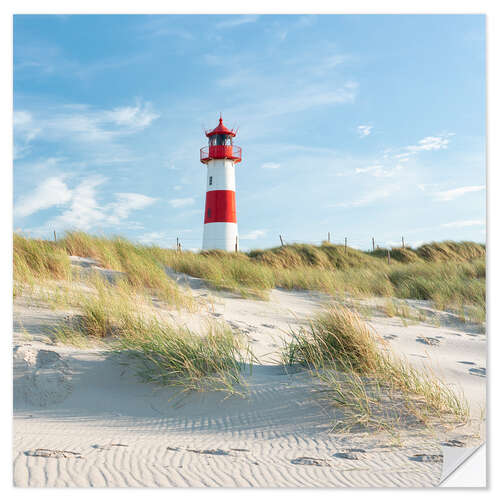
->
[3, 1, 498, 497]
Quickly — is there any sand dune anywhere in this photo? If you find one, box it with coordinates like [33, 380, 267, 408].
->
[13, 264, 486, 487]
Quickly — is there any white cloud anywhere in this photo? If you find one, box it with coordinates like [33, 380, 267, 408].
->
[13, 110, 41, 159]
[240, 229, 267, 240]
[332, 185, 399, 208]
[441, 219, 485, 228]
[16, 175, 157, 232]
[216, 15, 260, 29]
[49, 176, 108, 230]
[14, 100, 159, 150]
[169, 197, 195, 208]
[386, 133, 454, 163]
[357, 125, 372, 138]
[14, 176, 72, 217]
[261, 162, 281, 169]
[139, 231, 165, 244]
[104, 102, 159, 129]
[433, 185, 485, 202]
[407, 134, 453, 152]
[107, 193, 157, 224]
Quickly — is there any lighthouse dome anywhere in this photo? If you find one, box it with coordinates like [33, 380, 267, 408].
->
[206, 117, 236, 137]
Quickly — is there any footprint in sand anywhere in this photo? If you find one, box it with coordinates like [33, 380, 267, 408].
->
[409, 454, 443, 463]
[291, 456, 330, 467]
[261, 323, 275, 328]
[92, 444, 128, 451]
[383, 334, 398, 341]
[458, 361, 476, 365]
[187, 448, 231, 456]
[15, 348, 72, 407]
[334, 450, 366, 460]
[25, 448, 83, 459]
[416, 336, 440, 346]
[469, 367, 486, 377]
[442, 439, 466, 447]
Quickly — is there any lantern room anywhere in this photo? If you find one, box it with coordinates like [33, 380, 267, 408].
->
[200, 117, 242, 164]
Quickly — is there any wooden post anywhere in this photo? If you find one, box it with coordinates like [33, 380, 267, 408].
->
[53, 230, 57, 242]
[402, 236, 405, 249]
[178, 242, 182, 252]
[279, 235, 284, 247]
[176, 237, 179, 251]
[344, 237, 347, 253]
[387, 249, 391, 265]
[235, 235, 238, 253]
[327, 232, 331, 243]
[372, 237, 375, 252]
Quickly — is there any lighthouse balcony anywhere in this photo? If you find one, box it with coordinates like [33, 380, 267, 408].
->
[200, 145, 242, 164]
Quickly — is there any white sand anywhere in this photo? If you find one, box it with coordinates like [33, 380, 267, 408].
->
[12, 264, 486, 487]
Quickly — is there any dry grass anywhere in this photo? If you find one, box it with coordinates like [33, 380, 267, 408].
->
[115, 321, 252, 396]
[52, 275, 252, 395]
[283, 305, 469, 432]
[14, 231, 485, 318]
[14, 234, 71, 285]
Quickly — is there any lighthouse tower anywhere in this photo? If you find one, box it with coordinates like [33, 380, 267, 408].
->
[200, 116, 242, 251]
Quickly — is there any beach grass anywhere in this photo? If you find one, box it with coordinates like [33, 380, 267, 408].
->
[51, 274, 251, 395]
[283, 305, 469, 431]
[14, 231, 485, 319]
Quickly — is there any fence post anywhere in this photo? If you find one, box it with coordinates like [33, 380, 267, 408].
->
[344, 237, 347, 253]
[372, 237, 375, 252]
[402, 236, 405, 249]
[387, 249, 391, 265]
[235, 235, 238, 253]
[279, 235, 284, 247]
[176, 237, 179, 252]
[53, 230, 57, 242]
[327, 232, 331, 243]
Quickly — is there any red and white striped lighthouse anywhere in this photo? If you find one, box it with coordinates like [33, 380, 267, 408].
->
[200, 116, 242, 251]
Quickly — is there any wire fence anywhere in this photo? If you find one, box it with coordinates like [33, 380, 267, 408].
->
[23, 228, 419, 253]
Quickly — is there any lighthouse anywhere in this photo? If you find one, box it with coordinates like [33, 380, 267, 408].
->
[200, 116, 242, 251]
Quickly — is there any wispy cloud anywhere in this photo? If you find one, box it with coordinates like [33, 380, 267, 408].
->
[240, 229, 267, 240]
[387, 133, 455, 163]
[408, 135, 452, 152]
[14, 100, 159, 151]
[354, 164, 403, 177]
[261, 162, 281, 169]
[13, 111, 41, 159]
[169, 197, 195, 208]
[357, 125, 372, 138]
[441, 219, 485, 228]
[433, 185, 485, 202]
[15, 175, 156, 232]
[15, 40, 148, 81]
[137, 17, 194, 39]
[216, 15, 260, 29]
[14, 176, 72, 217]
[139, 231, 166, 244]
[332, 185, 399, 208]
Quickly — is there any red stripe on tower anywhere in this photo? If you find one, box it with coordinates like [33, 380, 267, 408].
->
[204, 190, 237, 223]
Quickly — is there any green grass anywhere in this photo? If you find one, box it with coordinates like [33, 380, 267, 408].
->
[115, 320, 252, 396]
[283, 305, 469, 432]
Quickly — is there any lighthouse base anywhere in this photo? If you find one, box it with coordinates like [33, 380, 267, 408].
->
[202, 222, 238, 252]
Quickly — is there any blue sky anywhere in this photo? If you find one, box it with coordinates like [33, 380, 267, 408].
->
[13, 14, 486, 251]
